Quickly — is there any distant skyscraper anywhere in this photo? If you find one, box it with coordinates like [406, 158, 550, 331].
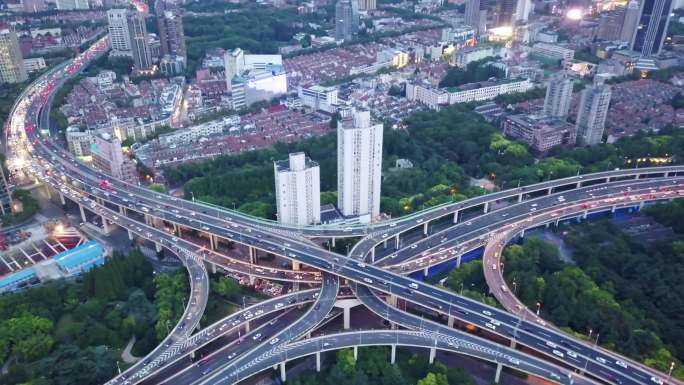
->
[621, 0, 641, 42]
[598, 8, 626, 40]
[543, 72, 573, 118]
[358, 0, 376, 10]
[515, 0, 532, 22]
[465, 0, 482, 32]
[632, 0, 674, 56]
[497, 0, 517, 25]
[22, 0, 48, 12]
[157, 9, 186, 61]
[0, 30, 28, 85]
[107, 9, 132, 56]
[0, 166, 12, 216]
[337, 109, 383, 222]
[125, 11, 153, 71]
[274, 152, 321, 225]
[576, 77, 612, 145]
[335, 0, 354, 41]
[56, 0, 89, 10]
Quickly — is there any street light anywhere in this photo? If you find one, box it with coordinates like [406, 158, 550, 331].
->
[667, 361, 675, 384]
[536, 302, 541, 316]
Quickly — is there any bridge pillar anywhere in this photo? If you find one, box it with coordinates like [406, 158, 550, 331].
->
[484, 201, 490, 213]
[447, 316, 455, 328]
[209, 234, 216, 251]
[331, 237, 336, 248]
[429, 346, 436, 364]
[423, 222, 428, 236]
[119, 205, 126, 215]
[353, 346, 358, 361]
[517, 193, 523, 203]
[292, 261, 300, 271]
[280, 362, 286, 382]
[388, 294, 397, 307]
[176, 226, 182, 237]
[383, 239, 388, 249]
[59, 192, 66, 206]
[453, 210, 459, 224]
[423, 267, 429, 277]
[249, 247, 256, 264]
[96, 197, 103, 205]
[576, 181, 581, 188]
[102, 217, 112, 233]
[510, 339, 517, 348]
[343, 306, 351, 329]
[391, 344, 396, 364]
[456, 254, 462, 268]
[79, 204, 86, 223]
[582, 210, 588, 219]
[316, 351, 321, 372]
[248, 275, 255, 285]
[155, 243, 162, 253]
[395, 235, 400, 249]
[519, 229, 525, 238]
[370, 248, 375, 263]
[545, 222, 550, 228]
[245, 320, 250, 333]
[494, 362, 503, 383]
[639, 201, 645, 210]
[211, 262, 217, 274]
[128, 229, 134, 241]
[547, 187, 552, 195]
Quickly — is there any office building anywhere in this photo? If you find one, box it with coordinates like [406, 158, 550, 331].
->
[223, 48, 282, 89]
[532, 42, 575, 62]
[0, 30, 28, 85]
[576, 78, 612, 145]
[337, 109, 383, 222]
[127, 11, 153, 72]
[621, 0, 641, 42]
[503, 114, 577, 153]
[598, 8, 626, 40]
[56, 0, 89, 10]
[335, 0, 355, 41]
[497, 0, 517, 25]
[515, 0, 532, 22]
[632, 0, 674, 56]
[465, 0, 483, 33]
[22, 0, 48, 12]
[298, 85, 339, 113]
[157, 9, 186, 61]
[543, 72, 573, 118]
[107, 9, 132, 56]
[0, 167, 12, 216]
[66, 127, 94, 157]
[91, 133, 138, 183]
[358, 0, 376, 10]
[274, 152, 321, 225]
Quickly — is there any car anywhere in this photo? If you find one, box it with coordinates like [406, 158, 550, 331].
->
[323, 342, 331, 347]
[549, 373, 561, 381]
[409, 283, 419, 289]
[357, 262, 366, 268]
[500, 285, 508, 292]
[228, 353, 236, 360]
[545, 341, 558, 349]
[492, 264, 497, 270]
[651, 377, 664, 385]
[275, 303, 284, 309]
[363, 277, 373, 284]
[252, 333, 262, 340]
[270, 338, 279, 345]
[566, 350, 578, 359]
[485, 323, 496, 330]
[490, 319, 501, 326]
[615, 360, 628, 369]
[596, 357, 607, 364]
[552, 350, 564, 358]
[508, 358, 520, 365]
[482, 310, 493, 316]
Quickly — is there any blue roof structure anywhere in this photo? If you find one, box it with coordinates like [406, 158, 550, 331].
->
[53, 240, 104, 271]
[0, 268, 36, 290]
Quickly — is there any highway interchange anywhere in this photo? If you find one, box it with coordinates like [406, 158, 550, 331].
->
[4, 32, 683, 385]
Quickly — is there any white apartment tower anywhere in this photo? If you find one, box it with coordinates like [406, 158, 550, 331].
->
[576, 77, 612, 145]
[274, 153, 321, 226]
[543, 72, 573, 118]
[337, 109, 383, 222]
[107, 9, 132, 56]
[0, 30, 28, 84]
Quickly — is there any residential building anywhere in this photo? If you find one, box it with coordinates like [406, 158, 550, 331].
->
[465, 0, 484, 33]
[107, 9, 132, 56]
[56, 0, 89, 10]
[160, 55, 185, 75]
[621, 0, 641, 43]
[543, 72, 573, 118]
[66, 127, 94, 157]
[532, 43, 575, 62]
[503, 114, 577, 153]
[22, 0, 48, 12]
[157, 9, 186, 61]
[358, 0, 376, 10]
[0, 30, 28, 84]
[497, 0, 518, 26]
[515, 0, 532, 22]
[298, 84, 339, 113]
[576, 77, 612, 145]
[452, 46, 495, 68]
[127, 11, 153, 72]
[631, 0, 674, 56]
[23, 57, 45, 73]
[91, 133, 138, 183]
[598, 8, 626, 41]
[158, 119, 226, 146]
[337, 109, 383, 222]
[0, 166, 12, 216]
[274, 152, 321, 225]
[335, 0, 355, 41]
[223, 48, 282, 90]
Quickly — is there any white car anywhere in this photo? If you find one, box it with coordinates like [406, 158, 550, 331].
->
[482, 310, 493, 316]
[363, 277, 373, 284]
[567, 350, 578, 359]
[252, 333, 262, 340]
[596, 357, 607, 364]
[485, 323, 496, 330]
[651, 377, 664, 385]
[546, 341, 558, 349]
[615, 360, 628, 369]
[552, 350, 564, 358]
[508, 358, 520, 365]
[270, 338, 279, 345]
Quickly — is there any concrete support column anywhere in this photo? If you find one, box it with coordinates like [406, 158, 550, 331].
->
[292, 261, 300, 271]
[582, 210, 588, 219]
[391, 344, 396, 364]
[102, 217, 111, 233]
[44, 184, 52, 199]
[343, 307, 351, 329]
[59, 192, 66, 206]
[370, 248, 375, 263]
[447, 316, 454, 328]
[517, 193, 523, 203]
[293, 282, 300, 292]
[484, 201, 490, 213]
[245, 321, 250, 333]
[519, 228, 525, 238]
[248, 275, 255, 285]
[456, 254, 462, 268]
[429, 347, 436, 364]
[176, 226, 182, 237]
[155, 243, 162, 253]
[331, 237, 336, 248]
[249, 247, 256, 264]
[79, 204, 86, 223]
[388, 294, 397, 307]
[423, 222, 428, 236]
[280, 362, 286, 383]
[423, 267, 429, 277]
[576, 181, 581, 188]
[96, 197, 103, 205]
[316, 352, 321, 372]
[209, 234, 216, 251]
[547, 187, 553, 195]
[510, 339, 517, 348]
[127, 229, 134, 241]
[395, 235, 400, 249]
[494, 363, 503, 383]
[353, 346, 358, 361]
[555, 218, 560, 227]
[119, 205, 126, 215]
[211, 263, 217, 274]
[383, 239, 388, 249]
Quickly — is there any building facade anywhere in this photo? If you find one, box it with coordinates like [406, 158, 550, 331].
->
[335, 0, 355, 41]
[631, 0, 674, 56]
[107, 9, 132, 56]
[274, 152, 321, 225]
[576, 78, 612, 145]
[91, 133, 138, 183]
[542, 71, 573, 118]
[157, 9, 186, 61]
[337, 109, 383, 222]
[503, 114, 577, 153]
[0, 30, 28, 84]
[127, 11, 153, 72]
[298, 85, 339, 113]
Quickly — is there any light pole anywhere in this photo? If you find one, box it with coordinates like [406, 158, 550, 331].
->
[667, 361, 675, 384]
[190, 191, 195, 202]
[536, 302, 541, 316]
